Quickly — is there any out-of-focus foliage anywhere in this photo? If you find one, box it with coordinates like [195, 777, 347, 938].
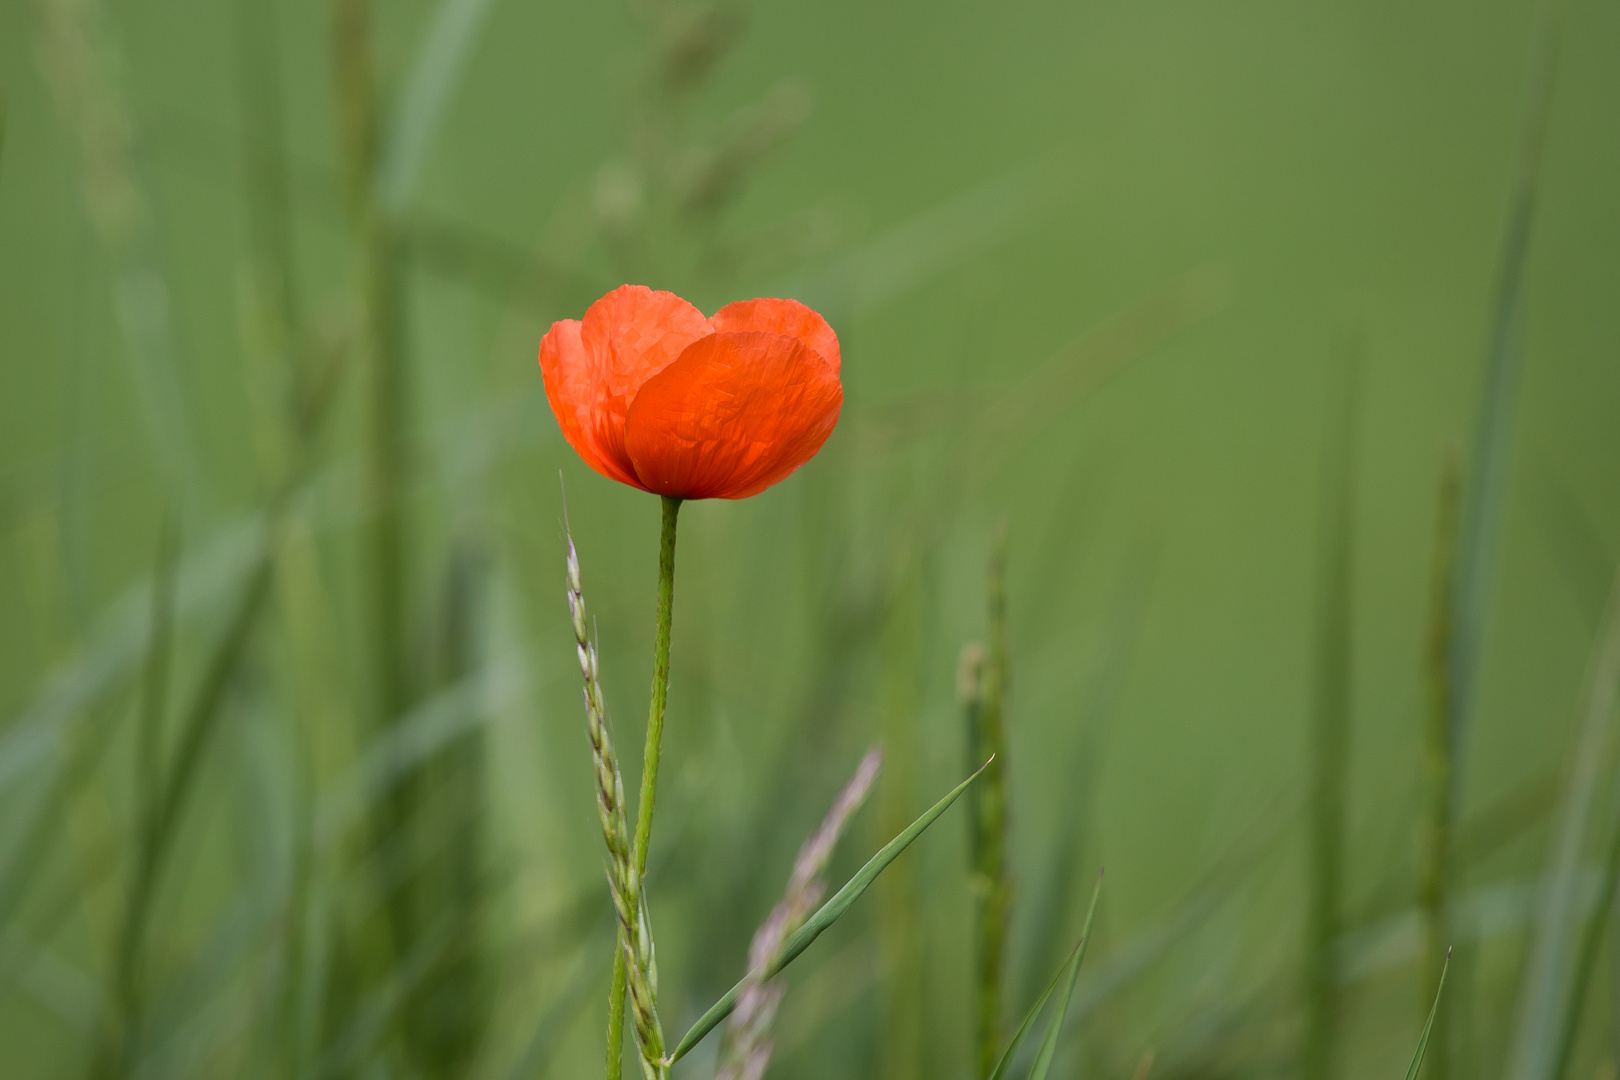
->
[1, 0, 1619, 1078]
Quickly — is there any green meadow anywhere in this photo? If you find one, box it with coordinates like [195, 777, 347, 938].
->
[1, 0, 1618, 1077]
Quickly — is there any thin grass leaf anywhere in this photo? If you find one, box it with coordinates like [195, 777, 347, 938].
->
[0, 513, 263, 798]
[1025, 917, 1090, 1080]
[990, 948, 1071, 1079]
[988, 873, 1101, 1080]
[313, 667, 513, 847]
[1407, 950, 1451, 1080]
[38, 0, 209, 513]
[1447, 0, 1566, 807]
[312, 911, 459, 1076]
[667, 756, 993, 1064]
[1024, 554, 1152, 1011]
[781, 165, 1060, 318]
[104, 550, 275, 1068]
[1549, 774, 1620, 1080]
[1307, 336, 1358, 1080]
[377, 0, 501, 211]
[1509, 564, 1620, 1080]
[1533, 466, 1613, 632]
[1419, 447, 1462, 1080]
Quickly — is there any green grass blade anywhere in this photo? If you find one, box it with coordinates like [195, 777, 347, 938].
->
[1447, 0, 1565, 803]
[1419, 447, 1461, 1080]
[1407, 950, 1451, 1080]
[967, 525, 1012, 1080]
[990, 873, 1101, 1080]
[1510, 565, 1620, 1080]
[667, 756, 993, 1064]
[377, 0, 501, 211]
[1307, 337, 1358, 1080]
[1550, 763, 1620, 1080]
[1026, 925, 1087, 1080]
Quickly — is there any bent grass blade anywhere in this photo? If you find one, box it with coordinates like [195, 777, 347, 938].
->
[667, 756, 994, 1064]
[990, 873, 1102, 1080]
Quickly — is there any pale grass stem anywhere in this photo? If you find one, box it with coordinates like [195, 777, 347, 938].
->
[716, 748, 882, 1080]
[1421, 448, 1461, 1080]
[1306, 342, 1357, 1080]
[963, 524, 1011, 1079]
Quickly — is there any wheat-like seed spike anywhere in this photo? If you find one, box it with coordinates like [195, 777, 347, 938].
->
[623, 889, 669, 1079]
[568, 533, 633, 892]
[568, 526, 668, 1078]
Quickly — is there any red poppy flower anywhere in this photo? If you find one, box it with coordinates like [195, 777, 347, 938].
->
[539, 285, 843, 500]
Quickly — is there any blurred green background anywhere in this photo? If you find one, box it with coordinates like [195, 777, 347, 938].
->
[2, 0, 1619, 1077]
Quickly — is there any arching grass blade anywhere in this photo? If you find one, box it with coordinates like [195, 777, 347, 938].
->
[667, 756, 993, 1064]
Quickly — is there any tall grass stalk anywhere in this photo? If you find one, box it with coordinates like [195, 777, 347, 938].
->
[333, 1, 425, 1065]
[564, 514, 636, 1080]
[229, 6, 326, 1068]
[410, 546, 489, 1076]
[1439, 23, 1565, 1059]
[1446, 0, 1566, 807]
[88, 520, 178, 1075]
[1549, 774, 1620, 1080]
[334, 0, 410, 738]
[233, 0, 299, 391]
[101, 545, 275, 1076]
[1509, 565, 1620, 1080]
[1306, 344, 1357, 1080]
[879, 554, 925, 1080]
[36, 0, 207, 514]
[1420, 447, 1461, 1080]
[963, 525, 1012, 1078]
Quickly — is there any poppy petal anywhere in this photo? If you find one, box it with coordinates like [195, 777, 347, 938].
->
[624, 331, 843, 500]
[579, 284, 712, 477]
[709, 297, 840, 373]
[539, 318, 644, 488]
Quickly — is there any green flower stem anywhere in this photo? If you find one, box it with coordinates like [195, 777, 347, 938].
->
[634, 495, 682, 886]
[608, 494, 682, 1080]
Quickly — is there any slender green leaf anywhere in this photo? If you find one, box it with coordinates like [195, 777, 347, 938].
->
[1550, 765, 1620, 1080]
[1448, 0, 1564, 807]
[1308, 337, 1358, 1080]
[377, 0, 502, 211]
[1511, 565, 1620, 1080]
[1407, 950, 1451, 1080]
[781, 167, 1057, 318]
[1027, 915, 1090, 1080]
[990, 873, 1102, 1080]
[667, 757, 993, 1064]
